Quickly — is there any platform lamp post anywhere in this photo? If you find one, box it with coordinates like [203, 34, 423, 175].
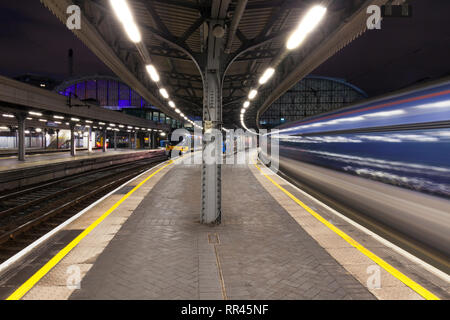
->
[16, 112, 26, 161]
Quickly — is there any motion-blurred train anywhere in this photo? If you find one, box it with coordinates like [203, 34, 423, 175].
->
[261, 78, 450, 257]
[267, 78, 450, 198]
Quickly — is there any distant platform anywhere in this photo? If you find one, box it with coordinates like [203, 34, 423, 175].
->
[0, 149, 158, 172]
[0, 148, 165, 192]
[0, 147, 102, 158]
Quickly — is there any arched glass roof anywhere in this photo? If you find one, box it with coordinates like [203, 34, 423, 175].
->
[260, 76, 368, 128]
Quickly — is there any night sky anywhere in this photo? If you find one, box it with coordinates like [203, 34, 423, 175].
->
[0, 0, 112, 79]
[0, 0, 449, 97]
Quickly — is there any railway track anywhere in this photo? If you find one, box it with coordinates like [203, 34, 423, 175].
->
[0, 153, 167, 263]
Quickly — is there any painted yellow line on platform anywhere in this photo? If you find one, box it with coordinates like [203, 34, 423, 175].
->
[255, 164, 440, 300]
[6, 160, 175, 300]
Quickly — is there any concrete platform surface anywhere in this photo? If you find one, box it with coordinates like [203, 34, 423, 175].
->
[0, 154, 448, 300]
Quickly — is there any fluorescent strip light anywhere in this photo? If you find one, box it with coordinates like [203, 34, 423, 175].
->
[53, 115, 64, 119]
[259, 68, 275, 84]
[29, 111, 42, 116]
[71, 118, 80, 122]
[146, 65, 160, 82]
[248, 90, 258, 100]
[159, 88, 169, 99]
[243, 101, 250, 109]
[169, 101, 176, 108]
[109, 0, 141, 43]
[287, 5, 327, 50]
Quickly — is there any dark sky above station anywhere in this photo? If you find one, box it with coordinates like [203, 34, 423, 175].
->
[0, 0, 449, 98]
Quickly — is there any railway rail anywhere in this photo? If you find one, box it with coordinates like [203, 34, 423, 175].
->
[0, 152, 167, 263]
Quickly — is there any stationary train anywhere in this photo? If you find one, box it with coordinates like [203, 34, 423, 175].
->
[261, 78, 450, 256]
[164, 132, 203, 156]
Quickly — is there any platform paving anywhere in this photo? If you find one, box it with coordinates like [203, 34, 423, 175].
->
[69, 162, 375, 300]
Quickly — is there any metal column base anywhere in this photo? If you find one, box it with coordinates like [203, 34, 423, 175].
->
[201, 162, 222, 224]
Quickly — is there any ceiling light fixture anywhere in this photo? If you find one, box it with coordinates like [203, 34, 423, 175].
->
[259, 68, 275, 85]
[286, 5, 327, 50]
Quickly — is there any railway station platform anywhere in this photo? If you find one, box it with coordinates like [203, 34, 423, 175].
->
[0, 153, 448, 300]
[0, 148, 99, 158]
[0, 149, 158, 172]
[0, 148, 164, 192]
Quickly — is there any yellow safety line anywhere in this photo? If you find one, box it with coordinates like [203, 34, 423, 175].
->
[6, 160, 175, 300]
[254, 164, 440, 300]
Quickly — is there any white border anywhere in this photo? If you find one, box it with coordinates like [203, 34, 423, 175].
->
[260, 162, 450, 283]
[0, 159, 171, 276]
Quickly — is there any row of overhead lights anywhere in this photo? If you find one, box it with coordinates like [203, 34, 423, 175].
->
[110, 0, 202, 131]
[2, 111, 165, 135]
[240, 5, 327, 130]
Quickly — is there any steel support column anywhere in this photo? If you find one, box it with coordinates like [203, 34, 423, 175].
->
[70, 124, 76, 157]
[152, 132, 157, 149]
[56, 129, 59, 150]
[114, 131, 117, 150]
[17, 113, 26, 161]
[129, 132, 132, 149]
[134, 132, 137, 149]
[87, 127, 92, 152]
[201, 2, 229, 224]
[103, 130, 107, 152]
